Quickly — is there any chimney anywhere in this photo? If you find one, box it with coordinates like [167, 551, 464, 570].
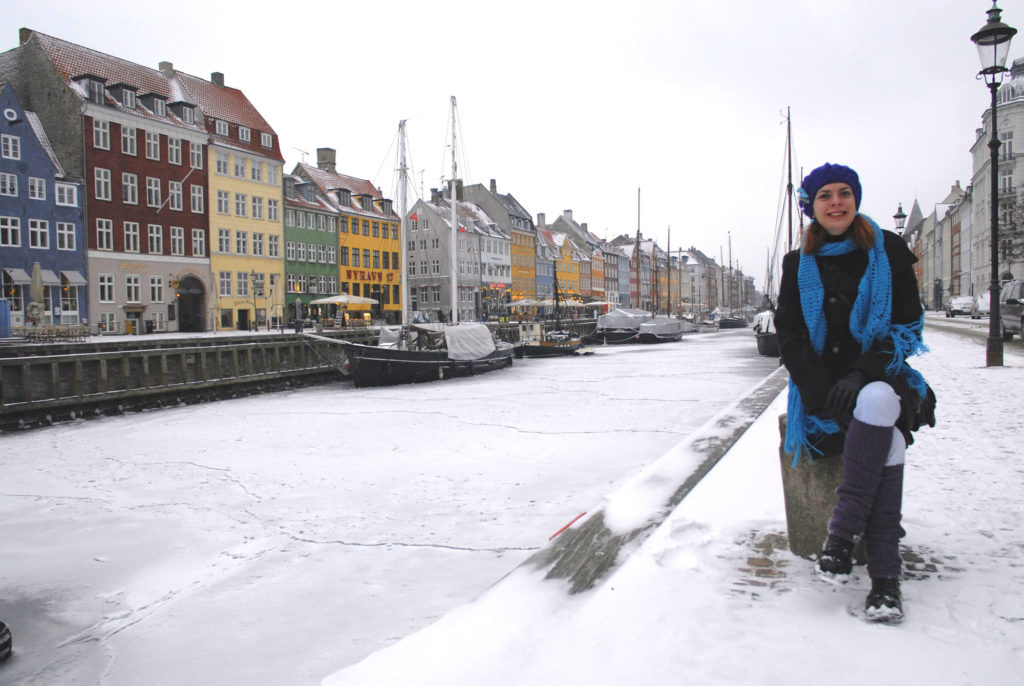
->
[211, 72, 225, 88]
[316, 147, 337, 173]
[537, 213, 546, 228]
[19, 28, 33, 45]
[431, 187, 441, 203]
[158, 61, 174, 77]
[563, 209, 573, 222]
[489, 178, 497, 193]
[581, 222, 588, 233]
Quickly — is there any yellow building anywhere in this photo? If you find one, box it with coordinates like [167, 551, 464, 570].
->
[177, 71, 285, 331]
[294, 150, 402, 323]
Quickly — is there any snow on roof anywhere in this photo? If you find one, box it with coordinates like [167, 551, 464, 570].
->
[24, 110, 65, 178]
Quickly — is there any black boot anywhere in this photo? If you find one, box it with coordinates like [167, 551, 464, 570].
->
[864, 578, 903, 623]
[818, 534, 854, 577]
[0, 620, 11, 662]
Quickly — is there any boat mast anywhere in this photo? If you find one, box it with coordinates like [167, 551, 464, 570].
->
[635, 186, 641, 310]
[398, 120, 410, 326]
[786, 106, 794, 252]
[666, 226, 671, 317]
[449, 96, 459, 325]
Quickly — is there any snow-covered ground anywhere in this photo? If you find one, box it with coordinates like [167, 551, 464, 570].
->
[324, 318, 1024, 686]
[0, 328, 780, 685]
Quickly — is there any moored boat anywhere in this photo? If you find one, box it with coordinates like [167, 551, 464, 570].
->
[583, 308, 651, 344]
[638, 315, 692, 343]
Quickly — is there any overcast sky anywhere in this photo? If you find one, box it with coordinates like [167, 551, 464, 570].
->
[2, 0, 1011, 287]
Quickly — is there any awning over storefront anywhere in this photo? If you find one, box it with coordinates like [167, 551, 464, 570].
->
[2, 267, 31, 284]
[40, 269, 61, 286]
[61, 270, 87, 286]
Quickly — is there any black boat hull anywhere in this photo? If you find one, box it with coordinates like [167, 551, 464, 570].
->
[515, 339, 585, 357]
[340, 341, 514, 388]
[756, 332, 780, 357]
[582, 329, 640, 345]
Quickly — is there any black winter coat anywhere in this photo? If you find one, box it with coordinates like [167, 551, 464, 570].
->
[775, 228, 925, 442]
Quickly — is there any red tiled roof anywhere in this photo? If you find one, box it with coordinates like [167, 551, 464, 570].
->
[175, 71, 283, 161]
[296, 162, 380, 198]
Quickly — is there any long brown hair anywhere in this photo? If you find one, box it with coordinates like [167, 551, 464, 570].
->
[802, 214, 875, 254]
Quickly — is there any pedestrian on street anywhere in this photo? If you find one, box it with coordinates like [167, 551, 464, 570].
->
[775, 162, 936, 622]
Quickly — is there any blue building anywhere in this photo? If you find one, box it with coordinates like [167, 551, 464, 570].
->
[0, 83, 86, 328]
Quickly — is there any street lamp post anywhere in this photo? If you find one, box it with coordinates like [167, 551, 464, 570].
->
[893, 203, 907, 235]
[972, 1, 1017, 367]
[249, 269, 257, 332]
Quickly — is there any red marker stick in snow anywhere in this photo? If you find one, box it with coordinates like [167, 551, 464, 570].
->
[549, 512, 587, 541]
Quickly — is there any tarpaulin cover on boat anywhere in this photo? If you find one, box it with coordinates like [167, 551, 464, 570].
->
[595, 308, 652, 330]
[441, 322, 496, 360]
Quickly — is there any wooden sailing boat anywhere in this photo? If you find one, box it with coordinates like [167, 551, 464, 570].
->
[515, 263, 588, 357]
[340, 99, 515, 386]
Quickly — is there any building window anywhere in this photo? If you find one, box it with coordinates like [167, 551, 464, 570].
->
[121, 126, 137, 155]
[261, 132, 272, 148]
[339, 217, 348, 233]
[372, 222, 379, 238]
[148, 224, 163, 253]
[296, 242, 306, 262]
[150, 276, 163, 303]
[0, 172, 15, 196]
[152, 99, 166, 117]
[122, 89, 136, 109]
[98, 274, 114, 302]
[251, 196, 263, 219]
[122, 173, 138, 204]
[237, 271, 250, 297]
[93, 120, 109, 150]
[190, 142, 203, 169]
[235, 193, 247, 217]
[238, 126, 251, 142]
[124, 221, 140, 253]
[286, 240, 296, 261]
[234, 157, 245, 177]
[362, 220, 370, 236]
[218, 228, 230, 253]
[95, 168, 111, 201]
[1, 134, 21, 159]
[191, 185, 204, 213]
[28, 177, 45, 200]
[362, 249, 370, 267]
[145, 131, 160, 160]
[56, 183, 77, 206]
[0, 216, 19, 246]
[268, 165, 279, 185]
[382, 251, 390, 269]
[268, 234, 279, 257]
[171, 226, 185, 256]
[235, 231, 248, 254]
[181, 107, 194, 124]
[125, 274, 141, 302]
[250, 160, 262, 182]
[351, 248, 360, 267]
[96, 218, 113, 250]
[216, 151, 229, 175]
[216, 120, 229, 136]
[168, 181, 183, 211]
[296, 212, 305, 228]
[267, 198, 279, 222]
[253, 232, 264, 256]
[339, 246, 349, 266]
[217, 190, 229, 214]
[146, 177, 161, 207]
[190, 228, 204, 256]
[219, 271, 232, 296]
[373, 250, 381, 268]
[168, 137, 182, 165]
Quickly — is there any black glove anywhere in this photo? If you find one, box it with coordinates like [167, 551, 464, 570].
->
[825, 370, 867, 429]
[885, 376, 937, 431]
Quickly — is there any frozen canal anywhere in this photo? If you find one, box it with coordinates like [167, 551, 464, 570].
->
[0, 328, 778, 685]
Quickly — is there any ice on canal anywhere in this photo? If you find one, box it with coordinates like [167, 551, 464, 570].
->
[0, 329, 777, 685]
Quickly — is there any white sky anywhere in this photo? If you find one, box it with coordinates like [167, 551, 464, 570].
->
[1, 0, 1010, 287]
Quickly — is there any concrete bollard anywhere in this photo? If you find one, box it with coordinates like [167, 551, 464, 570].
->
[777, 414, 865, 563]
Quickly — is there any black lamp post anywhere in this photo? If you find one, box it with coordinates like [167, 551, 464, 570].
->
[893, 203, 907, 235]
[972, 1, 1017, 367]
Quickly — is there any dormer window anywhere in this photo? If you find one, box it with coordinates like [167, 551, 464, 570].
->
[216, 120, 228, 136]
[123, 89, 136, 109]
[260, 132, 273, 148]
[181, 107, 194, 124]
[359, 195, 373, 211]
[334, 189, 351, 206]
[152, 98, 165, 117]
[238, 126, 250, 142]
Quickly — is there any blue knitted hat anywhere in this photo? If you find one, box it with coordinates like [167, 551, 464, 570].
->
[798, 163, 861, 218]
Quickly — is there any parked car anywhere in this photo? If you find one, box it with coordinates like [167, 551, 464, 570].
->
[970, 292, 990, 319]
[999, 279, 1024, 340]
[945, 295, 974, 318]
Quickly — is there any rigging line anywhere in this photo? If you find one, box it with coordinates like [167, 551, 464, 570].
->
[374, 125, 401, 196]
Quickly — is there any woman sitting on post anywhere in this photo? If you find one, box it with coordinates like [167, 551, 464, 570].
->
[775, 162, 936, 622]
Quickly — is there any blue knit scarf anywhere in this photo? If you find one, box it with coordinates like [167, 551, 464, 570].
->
[785, 215, 928, 464]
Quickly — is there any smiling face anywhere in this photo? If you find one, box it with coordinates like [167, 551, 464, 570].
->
[812, 182, 857, 236]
